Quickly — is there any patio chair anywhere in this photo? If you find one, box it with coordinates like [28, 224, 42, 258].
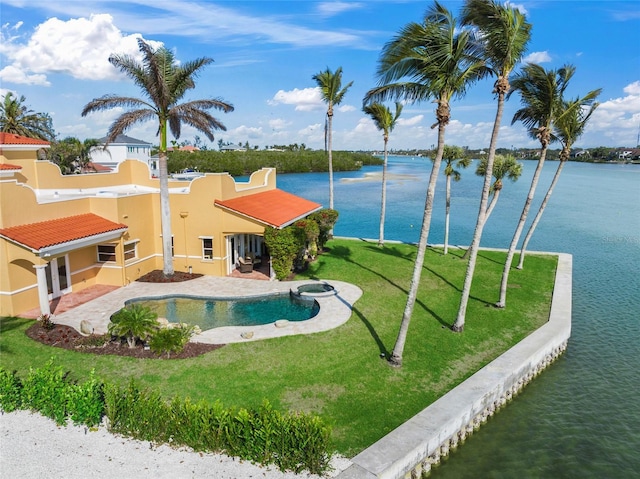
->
[238, 256, 253, 273]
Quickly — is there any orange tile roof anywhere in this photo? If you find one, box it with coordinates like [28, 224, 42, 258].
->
[215, 189, 322, 228]
[0, 213, 127, 251]
[0, 163, 22, 170]
[0, 132, 50, 146]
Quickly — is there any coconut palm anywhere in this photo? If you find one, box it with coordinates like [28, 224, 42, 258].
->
[453, 0, 531, 332]
[496, 63, 575, 308]
[441, 145, 471, 255]
[82, 39, 233, 276]
[362, 101, 403, 246]
[516, 89, 601, 269]
[312, 67, 353, 210]
[364, 1, 487, 366]
[0, 92, 55, 141]
[475, 153, 522, 221]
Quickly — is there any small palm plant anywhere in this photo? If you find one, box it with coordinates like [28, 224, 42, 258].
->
[108, 304, 158, 349]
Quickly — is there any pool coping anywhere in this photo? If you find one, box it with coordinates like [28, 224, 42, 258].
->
[50, 278, 362, 344]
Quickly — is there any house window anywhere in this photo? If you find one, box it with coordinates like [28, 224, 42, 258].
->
[201, 237, 213, 260]
[124, 240, 138, 261]
[97, 244, 116, 262]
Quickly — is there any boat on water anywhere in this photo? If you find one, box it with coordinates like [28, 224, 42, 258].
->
[171, 169, 204, 181]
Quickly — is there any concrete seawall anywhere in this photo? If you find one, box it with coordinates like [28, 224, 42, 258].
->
[338, 252, 572, 479]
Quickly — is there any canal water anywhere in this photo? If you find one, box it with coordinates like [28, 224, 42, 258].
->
[277, 156, 640, 478]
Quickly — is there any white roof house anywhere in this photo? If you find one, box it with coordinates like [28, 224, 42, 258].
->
[90, 134, 154, 174]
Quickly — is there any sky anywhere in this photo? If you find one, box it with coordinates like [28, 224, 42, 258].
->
[1, 0, 639, 151]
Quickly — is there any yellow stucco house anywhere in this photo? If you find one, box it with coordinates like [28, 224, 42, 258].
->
[0, 133, 322, 317]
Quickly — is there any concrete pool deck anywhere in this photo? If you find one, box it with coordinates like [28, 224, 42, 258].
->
[49, 277, 362, 344]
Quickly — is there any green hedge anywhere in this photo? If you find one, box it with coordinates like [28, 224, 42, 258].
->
[0, 362, 332, 475]
[167, 149, 381, 175]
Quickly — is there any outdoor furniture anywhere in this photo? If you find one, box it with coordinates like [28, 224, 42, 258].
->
[248, 252, 262, 266]
[238, 256, 253, 273]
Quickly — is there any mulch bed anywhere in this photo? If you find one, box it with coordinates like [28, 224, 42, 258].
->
[25, 323, 223, 359]
[25, 270, 222, 359]
[136, 270, 203, 283]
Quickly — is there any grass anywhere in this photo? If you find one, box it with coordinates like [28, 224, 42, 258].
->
[0, 238, 557, 456]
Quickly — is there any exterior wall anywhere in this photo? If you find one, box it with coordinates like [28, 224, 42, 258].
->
[0, 151, 280, 316]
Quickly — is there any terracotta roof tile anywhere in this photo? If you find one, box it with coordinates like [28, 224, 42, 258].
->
[0, 213, 127, 251]
[215, 189, 322, 228]
[0, 132, 50, 146]
[0, 163, 22, 170]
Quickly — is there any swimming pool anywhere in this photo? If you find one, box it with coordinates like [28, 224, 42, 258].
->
[126, 294, 320, 331]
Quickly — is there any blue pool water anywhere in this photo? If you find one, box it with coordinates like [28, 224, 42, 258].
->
[278, 157, 640, 478]
[128, 294, 319, 331]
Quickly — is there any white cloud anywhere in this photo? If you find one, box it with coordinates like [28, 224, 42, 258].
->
[316, 2, 364, 17]
[623, 80, 640, 95]
[269, 87, 324, 112]
[338, 104, 356, 113]
[586, 81, 640, 146]
[397, 115, 424, 127]
[231, 125, 264, 139]
[506, 2, 528, 15]
[0, 14, 163, 85]
[522, 51, 552, 64]
[268, 118, 291, 131]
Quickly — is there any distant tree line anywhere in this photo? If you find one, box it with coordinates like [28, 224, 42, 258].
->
[167, 149, 381, 176]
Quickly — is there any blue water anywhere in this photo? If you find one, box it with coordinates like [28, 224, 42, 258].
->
[128, 295, 319, 331]
[278, 157, 640, 478]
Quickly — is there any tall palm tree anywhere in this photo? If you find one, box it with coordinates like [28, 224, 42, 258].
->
[82, 39, 233, 276]
[475, 153, 522, 221]
[312, 67, 353, 210]
[496, 63, 575, 308]
[363, 101, 403, 246]
[0, 92, 55, 141]
[364, 1, 487, 367]
[441, 145, 471, 255]
[516, 89, 601, 269]
[453, 0, 531, 332]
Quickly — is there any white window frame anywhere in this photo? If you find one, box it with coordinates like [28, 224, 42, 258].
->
[124, 239, 139, 262]
[200, 236, 214, 260]
[97, 244, 117, 262]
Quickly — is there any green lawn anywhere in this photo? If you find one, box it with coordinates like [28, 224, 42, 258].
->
[0, 238, 557, 456]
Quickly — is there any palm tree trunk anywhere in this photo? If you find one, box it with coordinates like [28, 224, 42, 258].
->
[388, 123, 446, 367]
[497, 147, 548, 307]
[516, 159, 565, 269]
[444, 174, 451, 255]
[485, 190, 500, 220]
[158, 123, 174, 276]
[327, 113, 334, 210]
[378, 138, 389, 247]
[453, 91, 506, 332]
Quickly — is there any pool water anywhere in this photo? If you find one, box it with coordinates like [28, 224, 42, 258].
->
[128, 294, 319, 331]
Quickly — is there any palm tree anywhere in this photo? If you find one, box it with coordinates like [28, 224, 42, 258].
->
[453, 0, 531, 332]
[441, 145, 471, 254]
[475, 153, 523, 221]
[82, 39, 233, 276]
[496, 63, 575, 308]
[364, 1, 487, 367]
[312, 67, 353, 210]
[516, 89, 601, 269]
[0, 92, 55, 141]
[48, 137, 102, 174]
[362, 102, 403, 246]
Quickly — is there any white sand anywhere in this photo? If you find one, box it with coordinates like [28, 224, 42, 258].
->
[0, 410, 351, 478]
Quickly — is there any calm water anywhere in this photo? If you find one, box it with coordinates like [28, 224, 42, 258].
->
[278, 157, 640, 478]
[129, 295, 319, 331]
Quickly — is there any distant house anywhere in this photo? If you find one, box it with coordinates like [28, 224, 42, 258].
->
[220, 143, 246, 152]
[90, 134, 153, 173]
[571, 150, 589, 159]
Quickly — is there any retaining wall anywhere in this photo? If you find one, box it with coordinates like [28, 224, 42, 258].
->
[338, 252, 572, 479]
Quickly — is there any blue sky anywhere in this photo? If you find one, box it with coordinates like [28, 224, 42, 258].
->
[1, 0, 639, 151]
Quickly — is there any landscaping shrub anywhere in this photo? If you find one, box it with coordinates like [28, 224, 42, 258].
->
[20, 359, 69, 424]
[149, 324, 196, 358]
[308, 209, 339, 250]
[264, 226, 302, 280]
[0, 368, 23, 412]
[108, 304, 159, 348]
